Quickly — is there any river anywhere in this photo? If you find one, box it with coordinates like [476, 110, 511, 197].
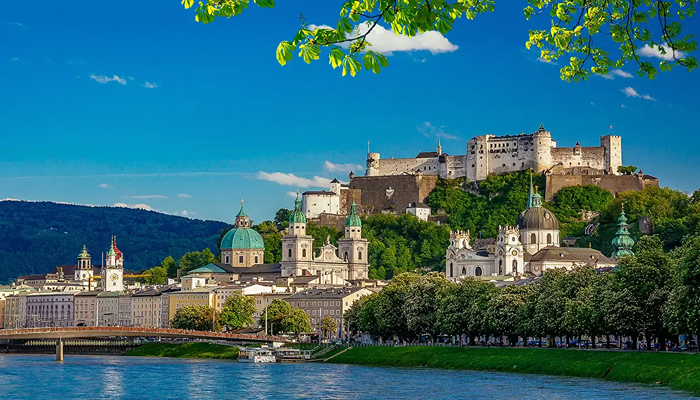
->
[0, 355, 693, 399]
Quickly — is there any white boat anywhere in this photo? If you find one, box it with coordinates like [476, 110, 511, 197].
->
[238, 348, 276, 363]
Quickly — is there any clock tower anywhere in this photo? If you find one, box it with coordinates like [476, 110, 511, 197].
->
[101, 236, 124, 292]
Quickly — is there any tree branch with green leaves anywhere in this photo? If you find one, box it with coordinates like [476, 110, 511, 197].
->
[181, 0, 696, 80]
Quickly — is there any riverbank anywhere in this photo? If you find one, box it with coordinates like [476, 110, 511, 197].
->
[125, 342, 239, 360]
[328, 346, 700, 395]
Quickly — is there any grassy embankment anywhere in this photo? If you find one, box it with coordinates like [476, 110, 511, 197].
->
[125, 342, 239, 360]
[328, 346, 700, 395]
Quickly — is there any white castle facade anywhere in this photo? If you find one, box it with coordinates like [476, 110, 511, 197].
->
[366, 125, 623, 180]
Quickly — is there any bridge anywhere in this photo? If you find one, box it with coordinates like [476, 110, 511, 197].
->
[0, 327, 290, 361]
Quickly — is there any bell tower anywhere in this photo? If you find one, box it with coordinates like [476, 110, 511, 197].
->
[101, 236, 124, 292]
[338, 202, 369, 280]
[281, 192, 314, 277]
[75, 245, 93, 282]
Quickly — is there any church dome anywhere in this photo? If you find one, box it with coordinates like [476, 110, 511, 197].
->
[517, 207, 559, 231]
[220, 227, 265, 250]
[345, 202, 362, 227]
[517, 191, 559, 231]
[220, 201, 265, 250]
[289, 191, 306, 224]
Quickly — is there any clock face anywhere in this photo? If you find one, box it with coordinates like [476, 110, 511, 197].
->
[512, 250, 518, 256]
[110, 273, 119, 281]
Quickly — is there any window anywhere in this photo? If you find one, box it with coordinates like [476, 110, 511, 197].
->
[344, 252, 348, 261]
[547, 233, 552, 244]
[358, 251, 362, 260]
[461, 267, 466, 275]
[531, 233, 536, 244]
[302, 249, 307, 257]
[512, 260, 518, 274]
[449, 263, 453, 276]
[238, 255, 244, 264]
[254, 255, 259, 264]
[288, 249, 292, 258]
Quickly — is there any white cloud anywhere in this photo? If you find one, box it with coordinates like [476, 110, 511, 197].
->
[127, 194, 168, 199]
[257, 172, 332, 188]
[621, 86, 656, 101]
[597, 69, 634, 79]
[3, 21, 28, 30]
[536, 57, 559, 65]
[639, 43, 686, 60]
[144, 81, 157, 89]
[417, 121, 458, 140]
[324, 161, 362, 173]
[309, 23, 457, 55]
[114, 202, 153, 211]
[90, 74, 127, 85]
[11, 57, 22, 62]
[621, 103, 626, 108]
[590, 102, 595, 106]
[177, 193, 192, 198]
[286, 191, 298, 198]
[98, 183, 111, 189]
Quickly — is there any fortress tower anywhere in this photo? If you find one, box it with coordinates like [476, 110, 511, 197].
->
[532, 124, 553, 173]
[366, 152, 381, 176]
[601, 135, 622, 174]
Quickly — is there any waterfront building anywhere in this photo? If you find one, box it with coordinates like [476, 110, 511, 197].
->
[74, 291, 99, 326]
[3, 292, 29, 328]
[249, 291, 292, 325]
[25, 291, 77, 327]
[118, 293, 132, 326]
[213, 284, 287, 312]
[131, 287, 176, 328]
[286, 287, 372, 335]
[97, 292, 120, 326]
[166, 287, 215, 323]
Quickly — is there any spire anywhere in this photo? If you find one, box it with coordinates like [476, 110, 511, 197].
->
[527, 173, 534, 209]
[107, 237, 116, 257]
[538, 123, 546, 132]
[78, 245, 90, 259]
[611, 203, 635, 259]
[289, 190, 307, 224]
[345, 202, 362, 227]
[437, 137, 442, 155]
[236, 199, 248, 218]
[530, 185, 543, 208]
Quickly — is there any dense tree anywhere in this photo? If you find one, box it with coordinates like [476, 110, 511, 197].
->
[170, 305, 220, 332]
[219, 292, 257, 330]
[142, 265, 168, 284]
[160, 256, 178, 279]
[260, 299, 292, 335]
[181, 0, 697, 80]
[274, 209, 291, 231]
[320, 316, 338, 339]
[177, 248, 217, 276]
[617, 165, 638, 175]
[281, 307, 312, 335]
[254, 221, 283, 263]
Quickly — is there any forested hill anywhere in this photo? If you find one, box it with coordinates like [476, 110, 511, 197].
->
[0, 201, 228, 283]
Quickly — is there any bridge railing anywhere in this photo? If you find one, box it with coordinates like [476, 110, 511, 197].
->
[0, 327, 287, 342]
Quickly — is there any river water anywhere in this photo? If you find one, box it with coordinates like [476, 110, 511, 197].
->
[0, 355, 693, 399]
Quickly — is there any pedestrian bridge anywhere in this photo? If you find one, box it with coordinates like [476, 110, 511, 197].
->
[0, 327, 288, 343]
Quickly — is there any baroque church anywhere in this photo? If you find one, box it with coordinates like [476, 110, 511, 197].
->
[445, 177, 618, 281]
[193, 194, 369, 283]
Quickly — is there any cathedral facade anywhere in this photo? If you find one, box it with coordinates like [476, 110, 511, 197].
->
[366, 125, 623, 181]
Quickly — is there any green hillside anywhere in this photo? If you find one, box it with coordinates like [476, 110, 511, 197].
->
[0, 201, 228, 283]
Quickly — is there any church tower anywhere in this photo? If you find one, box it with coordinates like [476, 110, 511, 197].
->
[101, 236, 124, 292]
[338, 202, 369, 280]
[611, 204, 635, 260]
[75, 245, 94, 282]
[281, 192, 314, 277]
[496, 225, 524, 276]
[437, 137, 442, 156]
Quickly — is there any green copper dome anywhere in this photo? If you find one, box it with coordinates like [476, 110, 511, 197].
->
[345, 202, 362, 227]
[220, 227, 265, 250]
[289, 191, 307, 224]
[236, 200, 249, 218]
[611, 205, 635, 258]
[78, 245, 90, 259]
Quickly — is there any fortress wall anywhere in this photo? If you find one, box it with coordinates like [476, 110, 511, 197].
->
[441, 155, 467, 179]
[545, 174, 660, 200]
[377, 158, 439, 176]
[349, 175, 439, 214]
[551, 147, 605, 170]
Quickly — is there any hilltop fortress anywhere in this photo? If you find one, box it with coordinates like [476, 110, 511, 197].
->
[366, 124, 622, 180]
[303, 124, 657, 228]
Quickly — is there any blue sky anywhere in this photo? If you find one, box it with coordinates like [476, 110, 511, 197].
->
[1, 0, 699, 224]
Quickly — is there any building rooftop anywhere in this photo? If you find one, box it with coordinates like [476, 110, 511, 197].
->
[416, 151, 439, 158]
[529, 246, 614, 265]
[408, 202, 431, 209]
[287, 287, 368, 300]
[302, 190, 337, 196]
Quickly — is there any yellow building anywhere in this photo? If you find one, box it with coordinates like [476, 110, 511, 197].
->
[166, 288, 215, 323]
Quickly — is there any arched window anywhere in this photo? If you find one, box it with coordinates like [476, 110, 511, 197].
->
[288, 249, 292, 258]
[358, 251, 362, 260]
[449, 263, 453, 277]
[512, 259, 518, 274]
[225, 255, 230, 264]
[531, 233, 536, 244]
[238, 255, 244, 264]
[344, 252, 348, 261]
[547, 233, 552, 244]
[475, 267, 483, 276]
[302, 249, 307, 258]
[498, 259, 503, 274]
[254, 255, 259, 264]
[461, 267, 466, 275]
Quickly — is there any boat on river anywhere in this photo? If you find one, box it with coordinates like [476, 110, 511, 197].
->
[273, 348, 312, 363]
[238, 348, 276, 363]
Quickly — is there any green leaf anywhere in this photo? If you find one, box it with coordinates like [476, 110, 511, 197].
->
[276, 41, 295, 66]
[337, 17, 353, 33]
[329, 47, 345, 69]
[182, 0, 195, 9]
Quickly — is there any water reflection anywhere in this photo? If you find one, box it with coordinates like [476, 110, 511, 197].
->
[0, 355, 693, 400]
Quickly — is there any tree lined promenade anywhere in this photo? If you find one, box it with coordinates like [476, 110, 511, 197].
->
[344, 235, 700, 350]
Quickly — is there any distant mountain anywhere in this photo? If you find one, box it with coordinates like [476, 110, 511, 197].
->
[0, 201, 229, 283]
